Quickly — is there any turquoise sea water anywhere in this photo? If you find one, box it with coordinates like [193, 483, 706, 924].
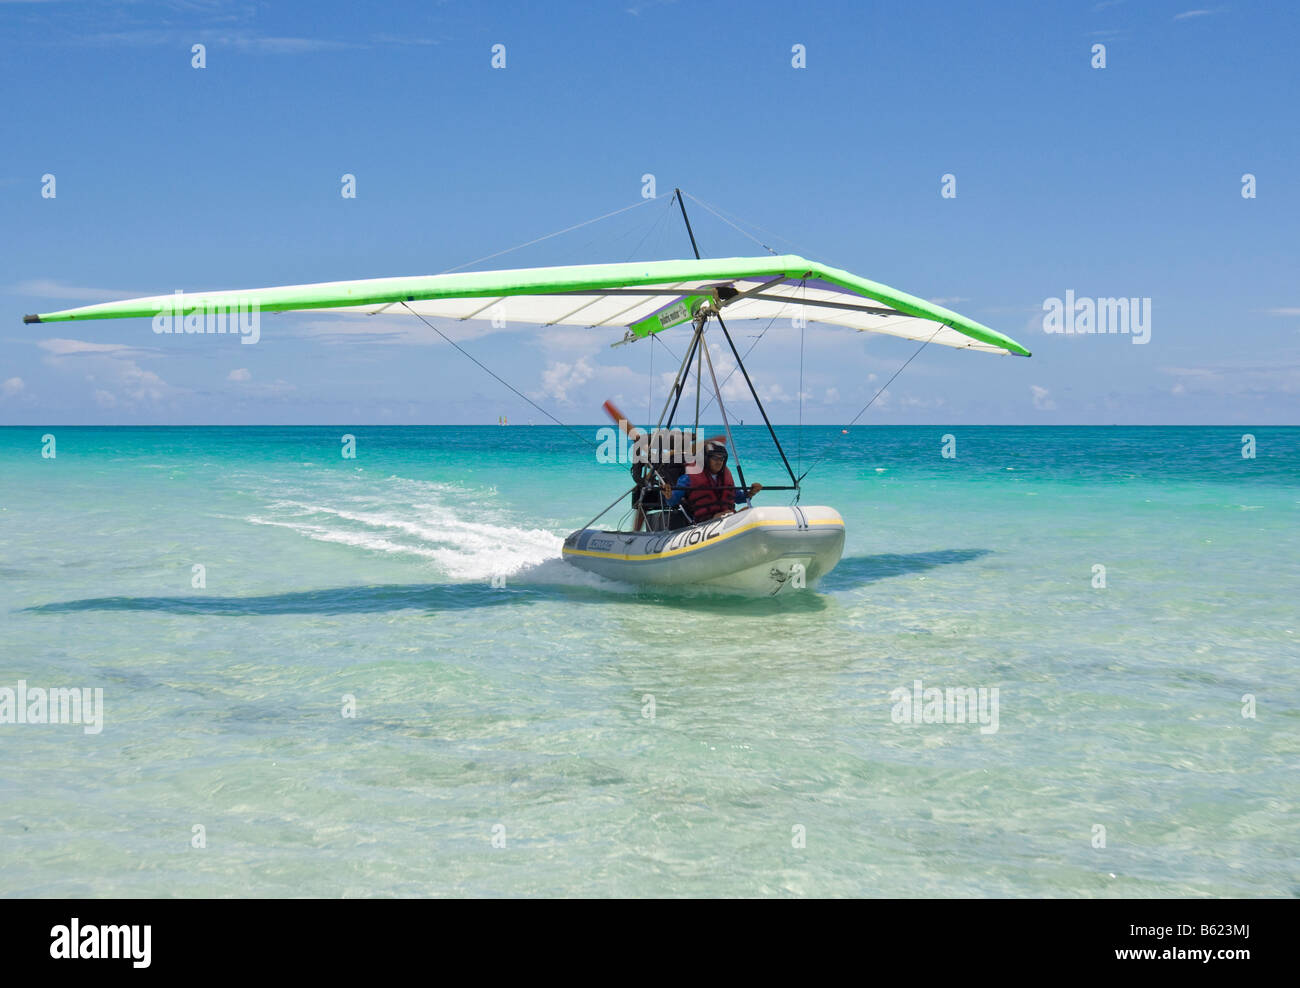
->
[1, 425, 1297, 897]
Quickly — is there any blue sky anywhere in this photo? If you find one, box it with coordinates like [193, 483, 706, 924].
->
[2, 0, 1297, 425]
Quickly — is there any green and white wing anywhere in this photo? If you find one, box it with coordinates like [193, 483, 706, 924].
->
[22, 254, 1030, 357]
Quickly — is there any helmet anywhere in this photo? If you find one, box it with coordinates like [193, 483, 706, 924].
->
[704, 442, 728, 463]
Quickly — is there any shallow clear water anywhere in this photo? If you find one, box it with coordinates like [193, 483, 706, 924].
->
[1, 426, 1297, 897]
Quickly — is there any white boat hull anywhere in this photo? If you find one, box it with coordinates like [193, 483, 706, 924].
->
[562, 506, 845, 595]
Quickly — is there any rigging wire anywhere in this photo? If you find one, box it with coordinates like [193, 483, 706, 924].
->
[713, 313, 800, 489]
[796, 325, 945, 483]
[398, 302, 599, 450]
[402, 189, 948, 504]
[666, 189, 796, 495]
[695, 280, 804, 419]
[437, 198, 656, 274]
[699, 324, 745, 490]
[636, 196, 679, 421]
[383, 190, 949, 525]
[647, 325, 653, 423]
[578, 484, 639, 533]
[797, 283, 805, 478]
[682, 192, 819, 258]
[696, 314, 775, 418]
[623, 193, 679, 262]
[647, 333, 680, 424]
[681, 192, 777, 255]
[651, 330, 680, 365]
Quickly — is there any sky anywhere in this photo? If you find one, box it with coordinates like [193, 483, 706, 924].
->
[2, 0, 1298, 425]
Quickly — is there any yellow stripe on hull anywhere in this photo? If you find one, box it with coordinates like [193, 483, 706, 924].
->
[561, 506, 846, 595]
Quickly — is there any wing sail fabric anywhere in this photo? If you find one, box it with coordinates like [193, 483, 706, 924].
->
[22, 255, 1031, 356]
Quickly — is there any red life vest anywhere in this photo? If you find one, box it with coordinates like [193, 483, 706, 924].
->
[686, 467, 736, 521]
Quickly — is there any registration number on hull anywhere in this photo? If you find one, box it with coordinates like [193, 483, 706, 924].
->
[641, 518, 726, 555]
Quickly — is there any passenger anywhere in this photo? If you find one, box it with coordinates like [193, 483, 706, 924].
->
[630, 462, 657, 531]
[663, 442, 762, 523]
[632, 429, 688, 531]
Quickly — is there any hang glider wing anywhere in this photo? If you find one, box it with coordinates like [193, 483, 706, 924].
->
[22, 255, 1031, 356]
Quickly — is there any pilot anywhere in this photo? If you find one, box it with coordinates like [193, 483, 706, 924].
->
[664, 442, 761, 523]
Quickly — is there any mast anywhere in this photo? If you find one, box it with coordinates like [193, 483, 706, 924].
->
[674, 188, 701, 261]
[673, 189, 799, 493]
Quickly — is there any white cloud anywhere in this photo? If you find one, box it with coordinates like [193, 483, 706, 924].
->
[625, 0, 678, 16]
[651, 343, 748, 406]
[2, 377, 24, 397]
[82, 30, 359, 53]
[1159, 363, 1300, 396]
[531, 326, 609, 356]
[897, 394, 945, 410]
[535, 356, 596, 404]
[757, 381, 793, 403]
[1030, 384, 1056, 410]
[369, 33, 442, 47]
[239, 378, 296, 397]
[104, 362, 173, 403]
[1173, 9, 1216, 20]
[228, 368, 251, 382]
[656, 368, 681, 396]
[10, 279, 147, 301]
[38, 337, 181, 405]
[692, 343, 754, 404]
[37, 338, 150, 357]
[95, 31, 442, 52]
[291, 313, 503, 346]
[1161, 366, 1218, 378]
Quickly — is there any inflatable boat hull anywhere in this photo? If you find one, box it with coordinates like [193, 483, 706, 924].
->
[562, 506, 845, 595]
